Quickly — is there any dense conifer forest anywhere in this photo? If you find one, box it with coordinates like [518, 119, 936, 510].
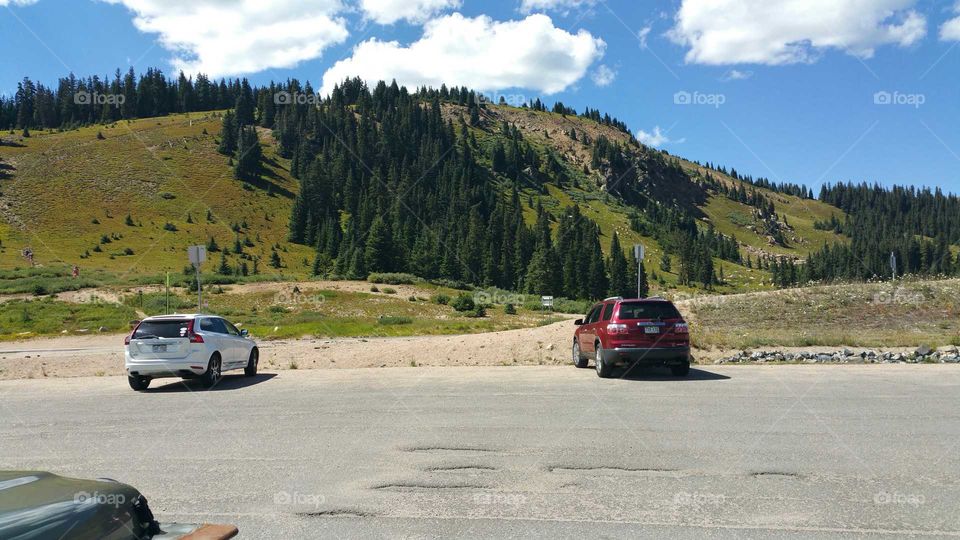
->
[5, 68, 960, 297]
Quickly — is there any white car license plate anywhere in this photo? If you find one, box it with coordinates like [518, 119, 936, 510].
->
[152, 344, 167, 352]
[644, 326, 659, 334]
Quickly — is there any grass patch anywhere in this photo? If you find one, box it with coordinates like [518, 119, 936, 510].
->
[0, 298, 136, 339]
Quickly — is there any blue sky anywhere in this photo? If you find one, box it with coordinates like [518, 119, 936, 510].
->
[2, 0, 960, 193]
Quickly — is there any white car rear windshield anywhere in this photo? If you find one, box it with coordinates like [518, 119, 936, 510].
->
[133, 320, 191, 339]
[617, 302, 681, 320]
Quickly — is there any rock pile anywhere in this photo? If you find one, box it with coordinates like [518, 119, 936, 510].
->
[716, 345, 960, 364]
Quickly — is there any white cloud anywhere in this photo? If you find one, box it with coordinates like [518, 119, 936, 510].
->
[669, 0, 927, 65]
[0, 0, 39, 5]
[519, 0, 595, 15]
[321, 13, 605, 95]
[359, 0, 460, 25]
[637, 25, 652, 48]
[636, 126, 682, 148]
[591, 64, 615, 86]
[720, 69, 753, 81]
[941, 2, 960, 41]
[101, 0, 349, 78]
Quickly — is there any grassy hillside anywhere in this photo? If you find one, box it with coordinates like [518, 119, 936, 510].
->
[0, 104, 845, 295]
[0, 113, 314, 278]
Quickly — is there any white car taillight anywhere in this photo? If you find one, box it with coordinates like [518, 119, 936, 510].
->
[186, 319, 204, 343]
[673, 323, 689, 334]
[606, 323, 628, 334]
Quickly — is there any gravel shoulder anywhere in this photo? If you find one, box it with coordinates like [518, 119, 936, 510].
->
[0, 320, 931, 381]
[0, 319, 579, 380]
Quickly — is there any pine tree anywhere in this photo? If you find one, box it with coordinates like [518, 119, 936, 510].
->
[659, 251, 671, 272]
[217, 251, 231, 275]
[217, 110, 237, 155]
[607, 232, 629, 297]
[234, 124, 261, 179]
[524, 247, 555, 295]
[363, 216, 393, 273]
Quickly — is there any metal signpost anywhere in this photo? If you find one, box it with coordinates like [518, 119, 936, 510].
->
[188, 245, 207, 312]
[890, 251, 897, 281]
[634, 244, 645, 298]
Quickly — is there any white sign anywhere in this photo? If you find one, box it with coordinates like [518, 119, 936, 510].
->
[541, 296, 554, 307]
[633, 244, 645, 261]
[188, 245, 207, 266]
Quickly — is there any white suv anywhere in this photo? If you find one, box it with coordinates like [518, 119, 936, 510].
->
[124, 314, 259, 391]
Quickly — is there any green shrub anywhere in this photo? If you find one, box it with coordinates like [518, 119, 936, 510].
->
[504, 303, 516, 315]
[429, 278, 473, 290]
[368, 272, 421, 285]
[469, 305, 486, 318]
[382, 287, 397, 294]
[433, 293, 450, 305]
[370, 285, 380, 292]
[451, 293, 475, 312]
[378, 315, 412, 325]
[32, 284, 48, 296]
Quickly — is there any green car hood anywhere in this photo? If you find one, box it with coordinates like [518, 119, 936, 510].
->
[0, 471, 153, 540]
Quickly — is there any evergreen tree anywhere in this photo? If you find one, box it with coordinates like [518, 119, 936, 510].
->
[363, 216, 394, 273]
[217, 251, 231, 275]
[218, 110, 237, 155]
[234, 124, 261, 179]
[607, 232, 630, 297]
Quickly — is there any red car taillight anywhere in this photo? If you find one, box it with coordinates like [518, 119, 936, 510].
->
[186, 319, 204, 343]
[606, 323, 628, 335]
[673, 323, 689, 334]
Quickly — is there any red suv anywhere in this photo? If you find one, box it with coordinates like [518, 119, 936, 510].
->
[573, 297, 690, 378]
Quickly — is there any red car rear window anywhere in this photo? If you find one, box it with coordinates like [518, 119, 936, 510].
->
[617, 302, 681, 320]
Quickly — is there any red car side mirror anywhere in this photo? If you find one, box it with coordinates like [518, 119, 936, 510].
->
[574, 319, 583, 326]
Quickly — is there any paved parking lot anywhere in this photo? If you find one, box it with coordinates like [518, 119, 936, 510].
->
[2, 365, 959, 538]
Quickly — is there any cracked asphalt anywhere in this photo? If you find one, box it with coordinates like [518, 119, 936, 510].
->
[2, 365, 959, 538]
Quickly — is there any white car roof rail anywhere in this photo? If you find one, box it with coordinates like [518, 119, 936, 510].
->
[603, 296, 623, 302]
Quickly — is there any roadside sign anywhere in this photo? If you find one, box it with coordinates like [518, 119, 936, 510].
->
[890, 251, 897, 280]
[633, 244, 645, 261]
[188, 245, 207, 266]
[541, 296, 554, 308]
